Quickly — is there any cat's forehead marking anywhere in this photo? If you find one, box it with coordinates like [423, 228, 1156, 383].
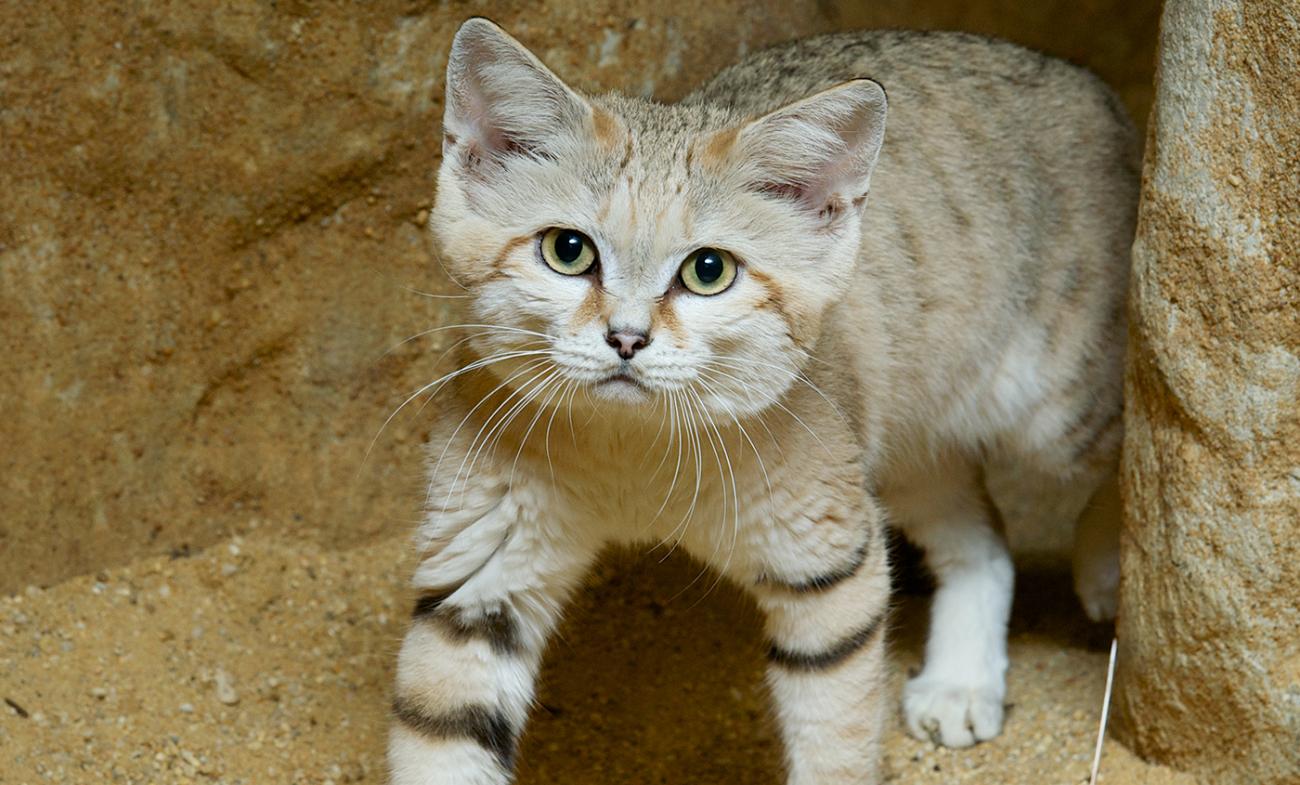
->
[614, 127, 634, 175]
[583, 96, 740, 289]
[590, 106, 623, 150]
[689, 127, 739, 175]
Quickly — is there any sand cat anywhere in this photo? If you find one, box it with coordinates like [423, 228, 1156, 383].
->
[387, 18, 1137, 784]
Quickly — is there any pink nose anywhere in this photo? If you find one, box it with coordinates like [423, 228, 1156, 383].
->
[605, 329, 650, 359]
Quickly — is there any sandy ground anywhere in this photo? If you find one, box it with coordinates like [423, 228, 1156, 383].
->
[1, 534, 1195, 785]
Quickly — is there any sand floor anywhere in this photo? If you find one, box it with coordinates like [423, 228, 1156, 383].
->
[1, 533, 1195, 785]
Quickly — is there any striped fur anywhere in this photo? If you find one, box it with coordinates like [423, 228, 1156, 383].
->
[755, 524, 893, 784]
[759, 539, 870, 594]
[767, 610, 888, 672]
[412, 594, 522, 656]
[392, 699, 518, 771]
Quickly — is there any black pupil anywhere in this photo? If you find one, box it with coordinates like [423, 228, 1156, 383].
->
[694, 250, 723, 283]
[555, 231, 584, 264]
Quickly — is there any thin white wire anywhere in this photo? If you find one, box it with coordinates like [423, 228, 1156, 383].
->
[1089, 637, 1119, 785]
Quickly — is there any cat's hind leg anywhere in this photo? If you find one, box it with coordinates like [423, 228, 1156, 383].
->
[1072, 471, 1121, 622]
[1014, 394, 1123, 623]
[883, 458, 1013, 748]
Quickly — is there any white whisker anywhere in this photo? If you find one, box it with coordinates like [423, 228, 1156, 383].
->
[508, 369, 571, 490]
[702, 354, 848, 426]
[425, 357, 553, 508]
[402, 284, 472, 300]
[696, 365, 835, 459]
[688, 385, 742, 601]
[542, 379, 577, 485]
[464, 366, 561, 496]
[663, 389, 731, 603]
[442, 364, 555, 510]
[367, 347, 553, 466]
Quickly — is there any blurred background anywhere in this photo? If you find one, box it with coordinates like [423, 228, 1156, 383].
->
[1, 2, 1180, 784]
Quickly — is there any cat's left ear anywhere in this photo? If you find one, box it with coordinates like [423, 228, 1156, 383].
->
[442, 18, 595, 165]
[729, 79, 888, 219]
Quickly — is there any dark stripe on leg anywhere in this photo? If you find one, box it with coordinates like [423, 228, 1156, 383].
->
[411, 592, 521, 656]
[440, 606, 519, 655]
[392, 698, 517, 771]
[766, 608, 887, 672]
[760, 541, 869, 594]
[412, 590, 452, 619]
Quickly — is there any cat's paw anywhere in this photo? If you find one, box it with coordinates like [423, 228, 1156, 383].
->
[902, 675, 1005, 748]
[1073, 551, 1119, 622]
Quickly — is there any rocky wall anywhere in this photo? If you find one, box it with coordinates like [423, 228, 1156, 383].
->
[1113, 0, 1300, 781]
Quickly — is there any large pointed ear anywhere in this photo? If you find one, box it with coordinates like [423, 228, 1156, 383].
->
[442, 18, 592, 165]
[731, 79, 888, 220]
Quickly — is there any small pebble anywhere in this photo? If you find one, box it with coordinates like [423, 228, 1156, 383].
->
[214, 669, 240, 706]
[179, 703, 194, 714]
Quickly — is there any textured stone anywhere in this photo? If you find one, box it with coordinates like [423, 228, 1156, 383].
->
[1114, 1, 1300, 782]
[0, 1, 1159, 594]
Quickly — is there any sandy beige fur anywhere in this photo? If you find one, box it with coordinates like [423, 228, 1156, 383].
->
[388, 18, 1138, 785]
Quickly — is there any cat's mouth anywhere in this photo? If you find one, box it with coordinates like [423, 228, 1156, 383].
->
[599, 371, 646, 389]
[593, 371, 650, 398]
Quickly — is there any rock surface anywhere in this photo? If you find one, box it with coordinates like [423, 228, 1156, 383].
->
[1114, 0, 1300, 782]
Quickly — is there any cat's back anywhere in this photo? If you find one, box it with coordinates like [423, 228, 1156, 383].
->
[688, 30, 1133, 153]
[689, 30, 1137, 216]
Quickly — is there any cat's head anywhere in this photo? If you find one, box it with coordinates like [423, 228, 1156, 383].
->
[432, 18, 886, 420]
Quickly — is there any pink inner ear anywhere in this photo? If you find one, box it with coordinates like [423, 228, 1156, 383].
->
[454, 84, 544, 168]
[758, 181, 808, 202]
[754, 174, 841, 219]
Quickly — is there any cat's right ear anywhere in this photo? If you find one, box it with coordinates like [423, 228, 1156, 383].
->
[726, 79, 888, 221]
[443, 18, 591, 169]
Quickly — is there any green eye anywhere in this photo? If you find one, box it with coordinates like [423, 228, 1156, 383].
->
[540, 228, 598, 275]
[679, 247, 737, 295]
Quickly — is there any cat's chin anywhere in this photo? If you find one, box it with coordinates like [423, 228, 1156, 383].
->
[587, 374, 654, 405]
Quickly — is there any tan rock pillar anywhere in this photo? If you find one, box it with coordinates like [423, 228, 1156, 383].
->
[1115, 1, 1300, 782]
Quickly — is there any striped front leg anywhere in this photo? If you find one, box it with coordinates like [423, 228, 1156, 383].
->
[753, 529, 892, 785]
[388, 522, 594, 785]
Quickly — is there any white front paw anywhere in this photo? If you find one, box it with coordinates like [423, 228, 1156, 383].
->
[903, 674, 1005, 748]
